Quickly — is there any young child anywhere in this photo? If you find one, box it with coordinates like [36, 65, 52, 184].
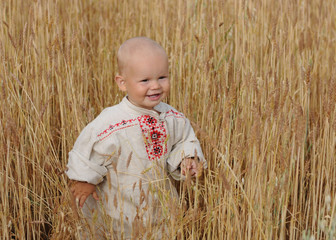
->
[66, 37, 206, 239]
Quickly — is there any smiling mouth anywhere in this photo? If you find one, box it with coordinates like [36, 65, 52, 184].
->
[147, 93, 161, 100]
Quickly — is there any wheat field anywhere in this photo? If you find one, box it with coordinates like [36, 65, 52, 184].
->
[0, 0, 335, 239]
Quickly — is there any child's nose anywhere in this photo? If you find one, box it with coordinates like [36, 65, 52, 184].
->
[150, 80, 161, 89]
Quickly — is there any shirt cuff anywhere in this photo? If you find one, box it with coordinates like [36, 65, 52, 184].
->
[65, 150, 107, 185]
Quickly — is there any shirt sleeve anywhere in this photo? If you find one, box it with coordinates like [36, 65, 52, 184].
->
[166, 117, 207, 180]
[65, 123, 109, 185]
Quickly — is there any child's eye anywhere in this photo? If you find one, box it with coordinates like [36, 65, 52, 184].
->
[141, 79, 149, 82]
[159, 76, 167, 80]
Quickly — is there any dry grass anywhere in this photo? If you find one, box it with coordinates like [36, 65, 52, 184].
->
[1, 0, 335, 239]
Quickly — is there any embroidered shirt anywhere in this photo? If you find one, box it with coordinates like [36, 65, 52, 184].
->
[66, 97, 206, 238]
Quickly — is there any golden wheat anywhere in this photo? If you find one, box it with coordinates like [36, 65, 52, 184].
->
[0, 0, 335, 239]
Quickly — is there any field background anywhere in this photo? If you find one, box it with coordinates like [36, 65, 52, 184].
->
[1, 0, 335, 239]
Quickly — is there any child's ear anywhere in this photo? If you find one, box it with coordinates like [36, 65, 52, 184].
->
[115, 75, 127, 92]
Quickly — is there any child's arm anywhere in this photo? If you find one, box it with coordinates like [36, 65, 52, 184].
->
[70, 181, 99, 208]
[166, 116, 207, 180]
[66, 122, 112, 206]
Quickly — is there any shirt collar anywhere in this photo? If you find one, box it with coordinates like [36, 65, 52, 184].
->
[120, 96, 166, 117]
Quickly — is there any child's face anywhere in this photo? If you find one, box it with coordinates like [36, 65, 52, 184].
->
[117, 50, 170, 110]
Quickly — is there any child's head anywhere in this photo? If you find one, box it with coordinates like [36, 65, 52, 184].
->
[115, 37, 170, 110]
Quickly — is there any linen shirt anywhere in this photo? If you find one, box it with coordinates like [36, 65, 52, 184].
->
[66, 97, 206, 238]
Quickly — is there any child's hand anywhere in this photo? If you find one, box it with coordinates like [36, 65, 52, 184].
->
[70, 181, 99, 208]
[181, 158, 201, 177]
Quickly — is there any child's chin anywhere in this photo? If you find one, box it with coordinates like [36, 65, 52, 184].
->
[143, 102, 160, 110]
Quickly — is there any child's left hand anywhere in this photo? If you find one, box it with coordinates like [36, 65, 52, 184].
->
[181, 158, 201, 177]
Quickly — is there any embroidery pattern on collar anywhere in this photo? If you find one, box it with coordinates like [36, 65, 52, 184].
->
[96, 108, 182, 160]
[166, 109, 185, 118]
[97, 118, 138, 141]
[137, 115, 167, 161]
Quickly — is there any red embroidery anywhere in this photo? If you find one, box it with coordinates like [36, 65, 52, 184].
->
[97, 118, 137, 140]
[97, 109, 183, 160]
[137, 115, 167, 161]
[97, 116, 167, 161]
[166, 109, 185, 118]
[99, 123, 138, 141]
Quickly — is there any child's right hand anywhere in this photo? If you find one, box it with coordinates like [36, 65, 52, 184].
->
[70, 181, 99, 208]
[181, 158, 202, 177]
